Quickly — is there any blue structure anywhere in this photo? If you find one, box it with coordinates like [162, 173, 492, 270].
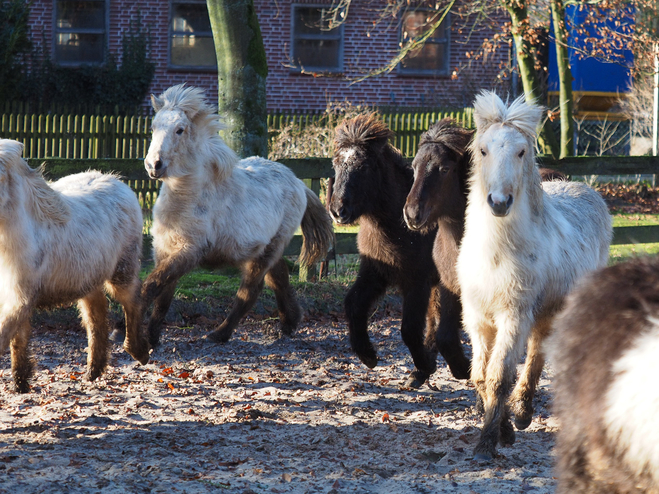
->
[548, 5, 633, 97]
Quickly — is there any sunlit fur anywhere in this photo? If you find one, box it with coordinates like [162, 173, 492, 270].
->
[549, 257, 659, 493]
[457, 92, 612, 460]
[143, 85, 334, 346]
[0, 139, 149, 392]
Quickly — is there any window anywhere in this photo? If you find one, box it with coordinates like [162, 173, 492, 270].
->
[291, 5, 343, 73]
[54, 0, 107, 65]
[399, 10, 450, 75]
[170, 0, 217, 69]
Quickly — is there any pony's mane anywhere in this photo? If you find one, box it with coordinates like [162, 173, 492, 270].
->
[0, 140, 70, 224]
[335, 113, 395, 151]
[153, 84, 225, 136]
[335, 113, 409, 174]
[420, 118, 474, 157]
[472, 91, 543, 138]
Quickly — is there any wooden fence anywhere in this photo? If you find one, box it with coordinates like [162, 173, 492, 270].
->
[2, 109, 474, 160]
[26, 156, 659, 256]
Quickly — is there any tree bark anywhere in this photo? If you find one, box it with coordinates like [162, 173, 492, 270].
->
[550, 0, 574, 157]
[502, 0, 560, 158]
[207, 0, 268, 158]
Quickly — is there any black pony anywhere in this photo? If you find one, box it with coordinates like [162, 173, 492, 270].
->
[329, 113, 470, 388]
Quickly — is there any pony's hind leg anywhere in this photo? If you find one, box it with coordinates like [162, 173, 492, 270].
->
[147, 281, 178, 349]
[78, 288, 110, 382]
[345, 261, 388, 369]
[106, 276, 150, 365]
[264, 258, 302, 336]
[509, 318, 553, 430]
[435, 285, 470, 380]
[11, 319, 34, 393]
[207, 253, 276, 344]
[401, 281, 437, 388]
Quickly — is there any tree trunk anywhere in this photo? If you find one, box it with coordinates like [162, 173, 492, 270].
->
[502, 0, 560, 158]
[207, 0, 268, 158]
[550, 0, 574, 157]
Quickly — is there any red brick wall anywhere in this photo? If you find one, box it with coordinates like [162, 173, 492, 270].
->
[27, 1, 509, 111]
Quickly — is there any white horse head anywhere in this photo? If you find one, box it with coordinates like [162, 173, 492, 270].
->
[470, 91, 543, 217]
[145, 84, 238, 182]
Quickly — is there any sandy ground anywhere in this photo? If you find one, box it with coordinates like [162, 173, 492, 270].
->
[0, 302, 558, 494]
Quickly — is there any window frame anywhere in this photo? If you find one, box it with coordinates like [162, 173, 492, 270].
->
[52, 0, 109, 66]
[289, 3, 344, 74]
[168, 0, 217, 71]
[398, 8, 451, 77]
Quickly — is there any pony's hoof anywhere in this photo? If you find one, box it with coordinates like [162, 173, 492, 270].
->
[473, 443, 496, 462]
[279, 322, 297, 337]
[14, 379, 31, 394]
[125, 344, 150, 365]
[86, 369, 103, 382]
[472, 452, 494, 462]
[357, 352, 377, 369]
[499, 419, 516, 446]
[404, 372, 428, 389]
[207, 329, 231, 344]
[511, 401, 534, 430]
[448, 361, 471, 380]
[514, 414, 533, 431]
[109, 328, 126, 343]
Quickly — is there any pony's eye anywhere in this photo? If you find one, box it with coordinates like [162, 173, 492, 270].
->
[440, 166, 449, 174]
[176, 128, 184, 135]
[518, 149, 525, 158]
[480, 149, 486, 157]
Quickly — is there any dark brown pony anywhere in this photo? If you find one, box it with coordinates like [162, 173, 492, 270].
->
[329, 114, 470, 388]
[404, 117, 566, 405]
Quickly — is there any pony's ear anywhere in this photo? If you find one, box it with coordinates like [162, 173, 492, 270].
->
[473, 91, 506, 132]
[151, 94, 164, 112]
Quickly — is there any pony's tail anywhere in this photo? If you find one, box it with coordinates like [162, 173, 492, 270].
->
[298, 187, 335, 268]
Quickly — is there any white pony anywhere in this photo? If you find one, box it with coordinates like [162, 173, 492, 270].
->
[142, 85, 334, 347]
[0, 139, 149, 393]
[456, 92, 612, 460]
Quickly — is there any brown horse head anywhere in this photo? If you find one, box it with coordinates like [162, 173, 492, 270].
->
[404, 119, 473, 231]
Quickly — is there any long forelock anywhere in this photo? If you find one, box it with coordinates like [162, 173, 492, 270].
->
[473, 91, 543, 140]
[334, 113, 395, 152]
[158, 85, 227, 135]
[420, 118, 474, 157]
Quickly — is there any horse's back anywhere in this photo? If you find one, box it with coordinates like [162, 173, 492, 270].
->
[543, 180, 612, 266]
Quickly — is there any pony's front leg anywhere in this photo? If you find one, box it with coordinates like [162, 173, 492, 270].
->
[435, 285, 470, 380]
[78, 288, 111, 382]
[474, 313, 532, 461]
[10, 319, 34, 394]
[344, 261, 388, 369]
[142, 252, 198, 347]
[509, 317, 553, 430]
[401, 281, 437, 388]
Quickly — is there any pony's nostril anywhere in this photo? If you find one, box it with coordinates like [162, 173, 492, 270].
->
[488, 193, 513, 217]
[154, 160, 163, 171]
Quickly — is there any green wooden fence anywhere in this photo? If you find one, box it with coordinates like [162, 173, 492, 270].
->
[26, 156, 659, 253]
[2, 109, 474, 160]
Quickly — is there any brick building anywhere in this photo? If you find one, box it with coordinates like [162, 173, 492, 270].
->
[27, 1, 510, 111]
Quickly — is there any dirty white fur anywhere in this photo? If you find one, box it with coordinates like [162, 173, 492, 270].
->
[457, 92, 612, 458]
[0, 139, 146, 383]
[146, 84, 310, 267]
[604, 322, 659, 481]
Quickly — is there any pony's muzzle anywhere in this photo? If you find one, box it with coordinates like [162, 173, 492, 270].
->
[145, 158, 166, 179]
[487, 193, 513, 217]
[403, 202, 425, 230]
[330, 203, 352, 225]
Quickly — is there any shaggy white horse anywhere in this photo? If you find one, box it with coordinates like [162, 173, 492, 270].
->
[0, 139, 149, 393]
[456, 92, 612, 460]
[142, 85, 334, 347]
